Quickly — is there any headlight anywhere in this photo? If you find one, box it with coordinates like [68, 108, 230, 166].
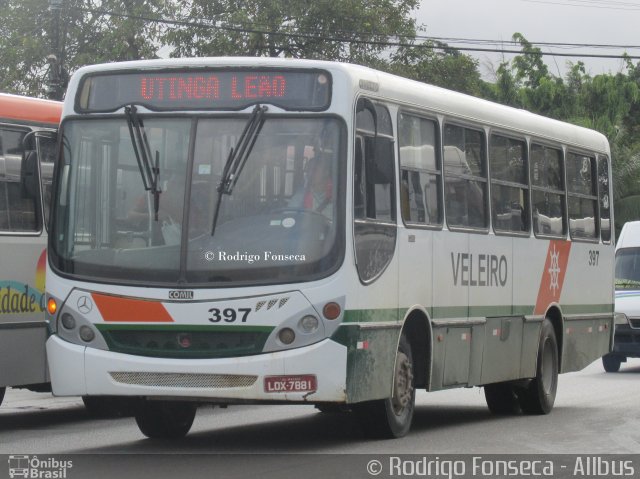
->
[61, 313, 76, 330]
[298, 315, 319, 333]
[278, 328, 296, 345]
[79, 325, 96, 342]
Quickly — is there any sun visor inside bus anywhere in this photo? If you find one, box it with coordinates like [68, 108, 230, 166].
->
[76, 69, 332, 112]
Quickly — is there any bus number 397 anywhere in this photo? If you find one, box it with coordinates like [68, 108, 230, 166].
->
[208, 308, 251, 323]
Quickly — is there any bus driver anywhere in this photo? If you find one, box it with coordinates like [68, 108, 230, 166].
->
[289, 157, 333, 220]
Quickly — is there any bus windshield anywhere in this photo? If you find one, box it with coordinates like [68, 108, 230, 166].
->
[50, 115, 345, 286]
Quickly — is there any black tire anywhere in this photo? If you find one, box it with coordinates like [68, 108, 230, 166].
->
[0, 387, 5, 407]
[83, 396, 138, 417]
[517, 319, 558, 415]
[484, 382, 520, 415]
[315, 404, 348, 413]
[602, 354, 622, 373]
[353, 334, 415, 439]
[134, 400, 196, 439]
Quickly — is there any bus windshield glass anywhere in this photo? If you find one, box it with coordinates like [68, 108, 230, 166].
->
[50, 115, 344, 286]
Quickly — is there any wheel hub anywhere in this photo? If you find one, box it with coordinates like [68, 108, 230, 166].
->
[392, 351, 414, 414]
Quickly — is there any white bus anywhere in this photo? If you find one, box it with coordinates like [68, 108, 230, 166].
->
[0, 93, 61, 406]
[45, 58, 614, 438]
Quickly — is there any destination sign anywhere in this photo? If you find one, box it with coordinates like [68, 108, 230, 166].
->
[77, 69, 332, 112]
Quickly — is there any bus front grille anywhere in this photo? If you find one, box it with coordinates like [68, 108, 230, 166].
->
[109, 371, 258, 389]
[96, 325, 274, 359]
[628, 317, 640, 329]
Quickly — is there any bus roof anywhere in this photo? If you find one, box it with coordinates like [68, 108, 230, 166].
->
[0, 93, 62, 126]
[66, 57, 610, 154]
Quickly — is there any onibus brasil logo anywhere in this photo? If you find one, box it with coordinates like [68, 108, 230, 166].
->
[8, 455, 72, 479]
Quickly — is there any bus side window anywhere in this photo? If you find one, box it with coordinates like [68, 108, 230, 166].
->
[0, 127, 39, 233]
[398, 113, 441, 226]
[354, 104, 395, 222]
[530, 144, 566, 237]
[566, 152, 598, 240]
[598, 156, 611, 243]
[37, 135, 57, 228]
[490, 134, 528, 233]
[353, 100, 397, 283]
[443, 124, 488, 229]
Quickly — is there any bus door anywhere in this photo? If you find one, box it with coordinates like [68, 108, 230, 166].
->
[0, 127, 54, 387]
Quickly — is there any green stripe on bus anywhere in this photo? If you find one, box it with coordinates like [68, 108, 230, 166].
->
[560, 304, 613, 314]
[342, 309, 401, 323]
[342, 304, 613, 324]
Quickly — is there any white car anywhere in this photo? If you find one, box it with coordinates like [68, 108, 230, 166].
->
[604, 221, 640, 372]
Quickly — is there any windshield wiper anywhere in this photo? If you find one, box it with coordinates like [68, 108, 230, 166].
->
[125, 104, 162, 221]
[211, 104, 268, 235]
[218, 104, 268, 195]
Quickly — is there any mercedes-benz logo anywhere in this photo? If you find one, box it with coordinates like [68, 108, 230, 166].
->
[77, 296, 93, 314]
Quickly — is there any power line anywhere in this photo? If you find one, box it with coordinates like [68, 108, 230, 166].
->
[78, 6, 640, 60]
[522, 0, 640, 10]
[425, 36, 640, 50]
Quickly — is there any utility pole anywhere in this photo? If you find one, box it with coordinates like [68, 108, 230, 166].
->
[47, 0, 67, 100]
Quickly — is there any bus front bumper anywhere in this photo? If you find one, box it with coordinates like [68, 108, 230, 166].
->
[46, 335, 347, 403]
[611, 324, 640, 358]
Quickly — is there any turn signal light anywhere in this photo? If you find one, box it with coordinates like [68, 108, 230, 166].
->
[47, 298, 58, 315]
[322, 302, 341, 320]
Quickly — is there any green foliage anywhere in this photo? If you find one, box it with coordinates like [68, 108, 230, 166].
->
[511, 32, 549, 89]
[482, 33, 640, 234]
[389, 42, 483, 96]
[0, 0, 168, 97]
[163, 0, 419, 66]
[5, 3, 640, 235]
[0, 0, 52, 95]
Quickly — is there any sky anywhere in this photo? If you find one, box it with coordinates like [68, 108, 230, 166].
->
[416, 0, 640, 79]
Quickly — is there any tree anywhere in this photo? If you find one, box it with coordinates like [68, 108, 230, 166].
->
[163, 0, 420, 67]
[0, 0, 52, 95]
[389, 41, 483, 96]
[0, 0, 169, 97]
[510, 32, 548, 89]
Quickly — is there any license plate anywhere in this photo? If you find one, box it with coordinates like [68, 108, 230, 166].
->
[264, 375, 317, 393]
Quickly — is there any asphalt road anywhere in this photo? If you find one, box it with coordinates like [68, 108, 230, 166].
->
[1, 358, 639, 456]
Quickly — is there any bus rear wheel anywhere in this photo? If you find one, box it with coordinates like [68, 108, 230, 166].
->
[484, 383, 520, 415]
[517, 319, 558, 415]
[134, 400, 197, 439]
[354, 334, 415, 438]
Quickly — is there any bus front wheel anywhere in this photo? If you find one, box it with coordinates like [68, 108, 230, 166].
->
[354, 334, 415, 438]
[602, 354, 622, 373]
[134, 400, 197, 439]
[517, 319, 558, 415]
[0, 387, 5, 407]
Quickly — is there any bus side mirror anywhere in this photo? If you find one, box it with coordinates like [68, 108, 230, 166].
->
[21, 149, 40, 200]
[365, 136, 395, 185]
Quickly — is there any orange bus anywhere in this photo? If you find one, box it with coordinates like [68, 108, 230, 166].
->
[0, 93, 61, 406]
